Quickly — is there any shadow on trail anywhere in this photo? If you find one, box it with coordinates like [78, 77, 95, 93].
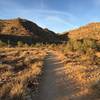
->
[38, 52, 80, 100]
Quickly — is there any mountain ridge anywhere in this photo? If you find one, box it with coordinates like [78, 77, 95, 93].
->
[0, 18, 61, 44]
[0, 18, 100, 44]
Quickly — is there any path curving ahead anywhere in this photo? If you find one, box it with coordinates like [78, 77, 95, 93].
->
[36, 51, 94, 100]
[38, 52, 80, 100]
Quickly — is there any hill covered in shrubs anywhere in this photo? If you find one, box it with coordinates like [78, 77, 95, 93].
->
[0, 18, 61, 44]
[63, 22, 100, 41]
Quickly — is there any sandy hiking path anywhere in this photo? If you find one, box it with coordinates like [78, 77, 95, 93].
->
[38, 52, 81, 100]
[36, 52, 95, 100]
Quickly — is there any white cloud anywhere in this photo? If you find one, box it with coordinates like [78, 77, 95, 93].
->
[32, 9, 74, 18]
[0, 0, 78, 32]
[0, 0, 76, 22]
[45, 15, 73, 26]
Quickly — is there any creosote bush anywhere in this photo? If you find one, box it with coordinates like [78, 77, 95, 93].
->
[63, 38, 99, 53]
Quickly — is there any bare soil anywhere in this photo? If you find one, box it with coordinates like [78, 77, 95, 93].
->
[38, 52, 80, 100]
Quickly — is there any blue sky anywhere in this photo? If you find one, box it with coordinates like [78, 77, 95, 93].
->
[0, 0, 100, 33]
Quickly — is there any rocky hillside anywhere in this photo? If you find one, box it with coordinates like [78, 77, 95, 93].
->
[63, 22, 100, 41]
[1, 18, 100, 44]
[0, 18, 60, 44]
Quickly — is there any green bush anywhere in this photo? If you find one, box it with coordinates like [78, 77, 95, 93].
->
[17, 41, 24, 47]
[82, 39, 96, 50]
[64, 39, 98, 53]
[0, 40, 7, 47]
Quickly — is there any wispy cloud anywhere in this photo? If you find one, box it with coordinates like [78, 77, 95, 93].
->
[0, 0, 78, 32]
[32, 9, 74, 19]
[0, 0, 75, 19]
[45, 15, 74, 26]
[0, 0, 76, 21]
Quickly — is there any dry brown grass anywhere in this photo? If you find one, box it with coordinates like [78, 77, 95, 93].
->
[68, 22, 100, 40]
[0, 47, 47, 100]
[96, 52, 100, 57]
[62, 51, 100, 99]
[0, 45, 99, 100]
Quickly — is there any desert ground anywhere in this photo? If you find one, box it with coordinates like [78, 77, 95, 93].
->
[0, 45, 100, 100]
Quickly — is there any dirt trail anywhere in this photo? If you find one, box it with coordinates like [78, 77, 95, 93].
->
[38, 52, 82, 100]
[39, 53, 75, 100]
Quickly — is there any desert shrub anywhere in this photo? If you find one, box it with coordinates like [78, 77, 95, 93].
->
[64, 39, 83, 52]
[34, 43, 41, 47]
[64, 38, 98, 53]
[17, 41, 24, 47]
[85, 48, 97, 64]
[86, 48, 95, 56]
[7, 40, 11, 47]
[23, 43, 29, 47]
[82, 39, 97, 50]
[47, 44, 57, 49]
[66, 39, 75, 51]
[0, 40, 7, 47]
[96, 41, 100, 51]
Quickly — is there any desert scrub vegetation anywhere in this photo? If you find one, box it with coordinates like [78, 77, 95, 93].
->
[61, 38, 99, 53]
[0, 47, 47, 100]
[61, 41, 100, 99]
[0, 40, 7, 47]
[62, 52, 100, 99]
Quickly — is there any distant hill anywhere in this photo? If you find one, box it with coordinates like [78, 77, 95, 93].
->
[1, 18, 100, 44]
[62, 22, 100, 41]
[0, 18, 60, 44]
